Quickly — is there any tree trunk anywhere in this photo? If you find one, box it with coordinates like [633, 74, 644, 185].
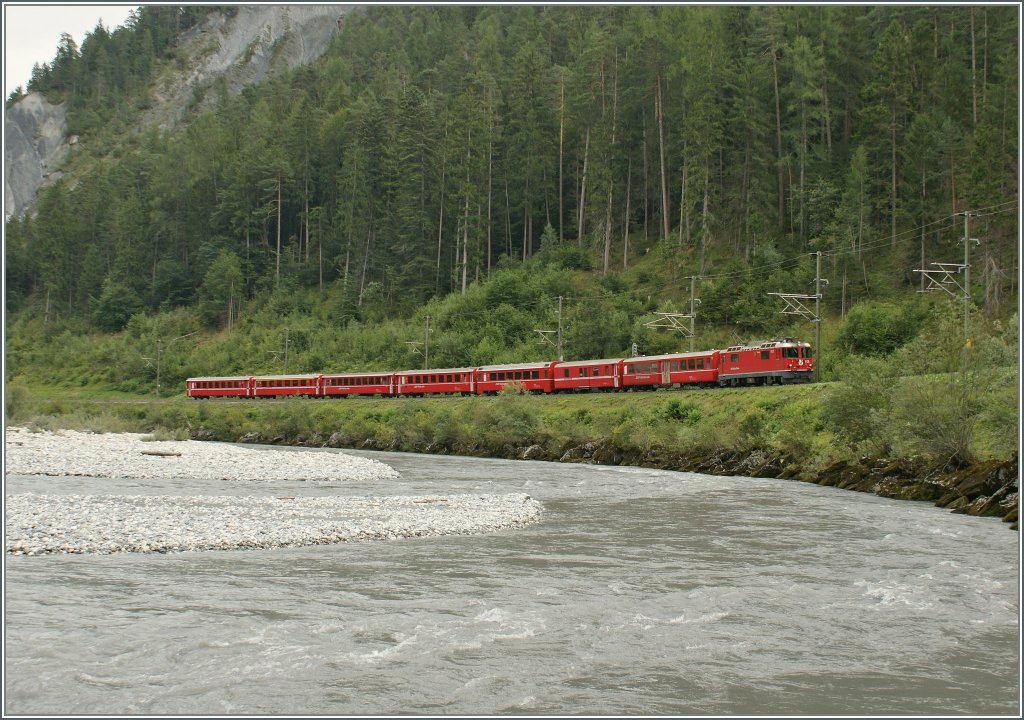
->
[770, 32, 785, 230]
[699, 162, 710, 276]
[487, 133, 493, 276]
[800, 108, 807, 247]
[890, 106, 897, 248]
[743, 136, 752, 263]
[435, 145, 447, 294]
[463, 125, 471, 293]
[920, 169, 926, 292]
[603, 185, 613, 274]
[504, 173, 512, 257]
[970, 8, 977, 126]
[642, 109, 649, 244]
[462, 193, 469, 294]
[623, 156, 631, 270]
[578, 126, 590, 245]
[823, 82, 832, 157]
[656, 73, 670, 241]
[358, 217, 373, 306]
[275, 173, 282, 284]
[558, 71, 565, 243]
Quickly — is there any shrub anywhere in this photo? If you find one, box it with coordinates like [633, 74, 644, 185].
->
[836, 300, 928, 356]
[662, 398, 702, 426]
[5, 383, 32, 423]
[823, 355, 900, 455]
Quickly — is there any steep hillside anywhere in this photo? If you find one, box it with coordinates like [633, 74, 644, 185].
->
[4, 4, 353, 220]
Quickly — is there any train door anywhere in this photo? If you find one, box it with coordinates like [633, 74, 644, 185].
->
[661, 361, 670, 386]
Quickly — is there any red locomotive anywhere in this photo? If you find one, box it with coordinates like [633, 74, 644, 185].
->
[185, 337, 813, 399]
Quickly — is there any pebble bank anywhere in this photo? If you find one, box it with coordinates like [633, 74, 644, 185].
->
[5, 428, 543, 555]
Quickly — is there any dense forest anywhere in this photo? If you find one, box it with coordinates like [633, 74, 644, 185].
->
[4, 5, 1019, 379]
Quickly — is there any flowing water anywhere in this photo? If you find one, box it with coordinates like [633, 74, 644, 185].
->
[4, 448, 1020, 715]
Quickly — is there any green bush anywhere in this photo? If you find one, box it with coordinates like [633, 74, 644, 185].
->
[5, 383, 31, 423]
[823, 354, 900, 455]
[662, 398, 702, 426]
[836, 300, 929, 356]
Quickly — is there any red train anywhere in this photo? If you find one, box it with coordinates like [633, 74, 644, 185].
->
[186, 337, 813, 399]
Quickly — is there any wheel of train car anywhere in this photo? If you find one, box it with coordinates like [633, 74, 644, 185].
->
[765, 376, 773, 386]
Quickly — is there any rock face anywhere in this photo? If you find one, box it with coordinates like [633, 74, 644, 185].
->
[4, 92, 70, 220]
[4, 4, 355, 219]
[141, 4, 354, 130]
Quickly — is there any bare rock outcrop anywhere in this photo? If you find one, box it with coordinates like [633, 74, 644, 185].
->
[4, 92, 71, 220]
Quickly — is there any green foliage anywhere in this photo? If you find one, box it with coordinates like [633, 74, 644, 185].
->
[5, 383, 32, 423]
[823, 354, 901, 455]
[92, 281, 144, 331]
[197, 250, 244, 328]
[661, 398, 702, 426]
[836, 300, 929, 356]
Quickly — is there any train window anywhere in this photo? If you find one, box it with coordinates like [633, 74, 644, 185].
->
[730, 353, 739, 363]
[783, 347, 799, 358]
[802, 347, 813, 358]
[697, 359, 704, 369]
[761, 350, 770, 360]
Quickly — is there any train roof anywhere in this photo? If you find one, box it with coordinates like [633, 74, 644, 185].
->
[394, 367, 475, 375]
[623, 350, 718, 363]
[251, 374, 321, 380]
[476, 361, 555, 371]
[188, 375, 252, 381]
[724, 337, 810, 351]
[322, 371, 392, 377]
[554, 357, 623, 367]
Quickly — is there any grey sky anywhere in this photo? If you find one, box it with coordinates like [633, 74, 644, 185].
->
[4, 4, 138, 98]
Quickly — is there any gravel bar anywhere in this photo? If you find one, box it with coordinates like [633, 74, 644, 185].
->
[5, 428, 544, 555]
[6, 493, 543, 556]
[5, 426, 399, 482]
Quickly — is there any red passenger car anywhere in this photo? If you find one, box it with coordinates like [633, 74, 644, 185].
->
[474, 362, 557, 395]
[252, 374, 322, 398]
[718, 337, 813, 386]
[552, 358, 621, 392]
[186, 376, 253, 399]
[620, 356, 666, 390]
[321, 372, 394, 398]
[657, 350, 720, 388]
[395, 368, 475, 396]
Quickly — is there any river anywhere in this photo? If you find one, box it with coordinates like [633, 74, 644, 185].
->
[4, 447, 1019, 715]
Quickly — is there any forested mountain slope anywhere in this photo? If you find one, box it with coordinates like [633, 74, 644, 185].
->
[4, 5, 1019, 382]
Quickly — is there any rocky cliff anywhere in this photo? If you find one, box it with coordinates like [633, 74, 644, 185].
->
[4, 93, 71, 220]
[4, 4, 354, 220]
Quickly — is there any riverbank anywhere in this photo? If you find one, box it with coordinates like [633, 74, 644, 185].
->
[239, 432, 1016, 530]
[6, 387, 1018, 529]
[4, 427, 542, 555]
